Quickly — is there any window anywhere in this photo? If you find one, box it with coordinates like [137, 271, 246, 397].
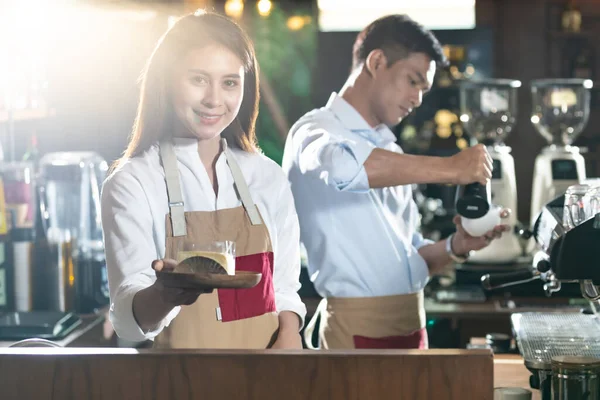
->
[317, 0, 476, 32]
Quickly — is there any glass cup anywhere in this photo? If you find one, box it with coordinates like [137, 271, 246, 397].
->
[588, 186, 600, 220]
[563, 184, 594, 231]
[552, 356, 600, 399]
[176, 240, 236, 275]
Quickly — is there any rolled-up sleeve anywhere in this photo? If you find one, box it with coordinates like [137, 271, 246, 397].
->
[293, 122, 374, 192]
[271, 177, 307, 329]
[412, 230, 434, 250]
[101, 170, 179, 342]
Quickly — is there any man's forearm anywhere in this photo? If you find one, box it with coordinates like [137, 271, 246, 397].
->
[363, 148, 456, 189]
[418, 240, 452, 276]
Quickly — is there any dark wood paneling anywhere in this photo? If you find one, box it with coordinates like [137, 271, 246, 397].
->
[493, 0, 549, 222]
[477, 0, 600, 221]
[0, 348, 494, 400]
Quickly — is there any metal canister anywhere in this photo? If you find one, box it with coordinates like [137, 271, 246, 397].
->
[552, 355, 600, 399]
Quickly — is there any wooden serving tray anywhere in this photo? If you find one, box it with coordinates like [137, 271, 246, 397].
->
[156, 270, 262, 290]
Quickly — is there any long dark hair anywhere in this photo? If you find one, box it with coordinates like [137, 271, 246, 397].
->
[115, 10, 259, 169]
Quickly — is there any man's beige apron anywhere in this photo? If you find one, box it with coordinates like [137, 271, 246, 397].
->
[153, 139, 279, 349]
[304, 291, 428, 350]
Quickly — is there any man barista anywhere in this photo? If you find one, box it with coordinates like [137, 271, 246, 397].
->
[282, 14, 510, 349]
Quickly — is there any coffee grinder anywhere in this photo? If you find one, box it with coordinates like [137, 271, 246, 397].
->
[459, 79, 523, 263]
[529, 79, 593, 228]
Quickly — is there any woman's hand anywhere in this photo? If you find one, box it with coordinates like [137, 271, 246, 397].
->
[270, 328, 303, 349]
[132, 259, 213, 333]
[270, 311, 303, 349]
[152, 259, 212, 307]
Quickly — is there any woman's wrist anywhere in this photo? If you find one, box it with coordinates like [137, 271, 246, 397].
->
[132, 284, 174, 333]
[278, 311, 301, 333]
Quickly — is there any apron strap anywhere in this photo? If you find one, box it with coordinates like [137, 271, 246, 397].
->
[159, 141, 187, 237]
[159, 138, 262, 234]
[221, 138, 262, 226]
[303, 298, 327, 350]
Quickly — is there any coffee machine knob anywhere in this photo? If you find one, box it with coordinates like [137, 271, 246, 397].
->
[536, 259, 551, 273]
[517, 227, 533, 240]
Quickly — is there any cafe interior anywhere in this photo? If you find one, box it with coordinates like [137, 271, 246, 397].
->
[1, 0, 600, 399]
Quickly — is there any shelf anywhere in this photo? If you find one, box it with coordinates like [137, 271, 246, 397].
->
[0, 108, 56, 122]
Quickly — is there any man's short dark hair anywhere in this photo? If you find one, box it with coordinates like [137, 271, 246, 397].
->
[352, 14, 448, 70]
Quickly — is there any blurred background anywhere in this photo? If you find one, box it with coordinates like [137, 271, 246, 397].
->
[1, 0, 598, 225]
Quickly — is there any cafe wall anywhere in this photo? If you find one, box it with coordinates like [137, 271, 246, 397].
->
[476, 0, 600, 221]
[3, 0, 600, 223]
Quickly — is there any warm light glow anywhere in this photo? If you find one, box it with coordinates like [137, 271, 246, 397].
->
[0, 0, 160, 114]
[443, 45, 465, 62]
[434, 109, 457, 139]
[257, 0, 272, 17]
[449, 66, 461, 79]
[224, 0, 244, 19]
[0, 1, 67, 110]
[456, 138, 468, 149]
[287, 16, 312, 31]
[454, 125, 464, 137]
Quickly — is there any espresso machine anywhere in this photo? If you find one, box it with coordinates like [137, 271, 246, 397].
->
[459, 79, 523, 263]
[34, 152, 110, 314]
[529, 79, 592, 229]
[482, 184, 600, 399]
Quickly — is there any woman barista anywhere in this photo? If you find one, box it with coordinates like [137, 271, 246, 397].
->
[101, 11, 306, 349]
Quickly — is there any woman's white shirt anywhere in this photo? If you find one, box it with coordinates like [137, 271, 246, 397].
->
[101, 138, 306, 342]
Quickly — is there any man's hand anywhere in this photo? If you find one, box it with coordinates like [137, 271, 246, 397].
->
[451, 208, 512, 254]
[449, 144, 493, 186]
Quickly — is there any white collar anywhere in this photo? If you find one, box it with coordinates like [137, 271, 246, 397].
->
[171, 137, 199, 152]
[326, 92, 397, 147]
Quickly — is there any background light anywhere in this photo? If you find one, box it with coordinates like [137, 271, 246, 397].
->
[257, 0, 272, 17]
[224, 0, 244, 19]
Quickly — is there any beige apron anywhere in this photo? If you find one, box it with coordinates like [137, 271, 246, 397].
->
[304, 291, 428, 350]
[153, 139, 279, 349]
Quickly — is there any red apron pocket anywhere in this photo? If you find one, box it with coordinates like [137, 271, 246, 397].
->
[353, 328, 428, 349]
[217, 252, 276, 322]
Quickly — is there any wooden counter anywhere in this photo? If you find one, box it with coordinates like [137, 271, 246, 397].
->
[0, 348, 494, 399]
[0, 344, 540, 399]
[494, 355, 540, 400]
